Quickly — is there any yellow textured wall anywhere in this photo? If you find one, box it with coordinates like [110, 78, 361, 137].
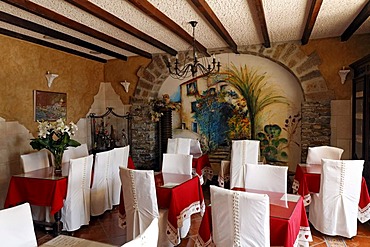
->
[104, 57, 151, 104]
[0, 34, 104, 136]
[300, 34, 370, 100]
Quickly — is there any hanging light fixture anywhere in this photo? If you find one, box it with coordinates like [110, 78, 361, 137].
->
[166, 21, 221, 79]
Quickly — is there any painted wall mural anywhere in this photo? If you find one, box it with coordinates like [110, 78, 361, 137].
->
[158, 54, 304, 169]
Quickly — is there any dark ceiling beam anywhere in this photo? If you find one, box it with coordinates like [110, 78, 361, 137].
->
[190, 0, 238, 54]
[127, 0, 210, 57]
[0, 11, 128, 61]
[0, 28, 106, 63]
[3, 0, 151, 59]
[301, 0, 323, 45]
[253, 0, 270, 48]
[341, 1, 370, 41]
[66, 0, 177, 56]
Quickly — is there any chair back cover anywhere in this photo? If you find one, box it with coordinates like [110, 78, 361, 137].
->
[111, 145, 130, 205]
[210, 186, 270, 247]
[120, 168, 159, 241]
[190, 139, 203, 158]
[167, 138, 191, 155]
[61, 155, 93, 232]
[162, 153, 193, 175]
[309, 159, 364, 238]
[91, 149, 114, 216]
[306, 145, 344, 164]
[121, 218, 159, 247]
[60, 143, 89, 166]
[230, 140, 260, 188]
[0, 203, 37, 247]
[245, 164, 288, 193]
[20, 149, 50, 173]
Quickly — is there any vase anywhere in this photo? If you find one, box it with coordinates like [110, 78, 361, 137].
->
[53, 151, 64, 176]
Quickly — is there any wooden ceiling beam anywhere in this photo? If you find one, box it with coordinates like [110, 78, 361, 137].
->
[127, 0, 210, 56]
[0, 11, 128, 61]
[341, 1, 370, 41]
[253, 0, 270, 48]
[3, 0, 152, 59]
[190, 0, 238, 53]
[66, 0, 177, 56]
[0, 28, 106, 63]
[301, 0, 323, 45]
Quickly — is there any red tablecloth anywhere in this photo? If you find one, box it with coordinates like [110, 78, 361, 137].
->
[119, 173, 205, 245]
[293, 164, 370, 223]
[192, 154, 213, 184]
[195, 191, 311, 247]
[4, 175, 67, 215]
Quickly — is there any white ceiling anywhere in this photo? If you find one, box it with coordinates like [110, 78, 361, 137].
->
[0, 0, 369, 62]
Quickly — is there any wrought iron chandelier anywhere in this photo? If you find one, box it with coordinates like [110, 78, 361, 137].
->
[166, 21, 221, 80]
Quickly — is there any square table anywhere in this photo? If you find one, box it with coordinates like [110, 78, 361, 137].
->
[192, 154, 213, 184]
[195, 188, 312, 247]
[4, 166, 68, 235]
[293, 163, 370, 223]
[119, 172, 205, 245]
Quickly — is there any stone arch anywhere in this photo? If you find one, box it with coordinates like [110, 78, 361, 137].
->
[134, 42, 334, 102]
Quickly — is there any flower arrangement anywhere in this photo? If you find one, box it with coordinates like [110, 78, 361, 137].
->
[30, 118, 80, 172]
[150, 94, 181, 122]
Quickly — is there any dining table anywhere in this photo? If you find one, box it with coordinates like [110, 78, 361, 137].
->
[40, 235, 117, 247]
[195, 188, 312, 247]
[118, 172, 205, 245]
[192, 154, 213, 184]
[293, 163, 370, 223]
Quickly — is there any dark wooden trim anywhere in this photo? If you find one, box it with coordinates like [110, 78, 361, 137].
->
[190, 0, 238, 53]
[0, 28, 107, 63]
[127, 0, 210, 56]
[0, 11, 127, 61]
[253, 0, 271, 48]
[3, 0, 151, 59]
[66, 0, 176, 56]
[341, 1, 370, 41]
[301, 0, 323, 45]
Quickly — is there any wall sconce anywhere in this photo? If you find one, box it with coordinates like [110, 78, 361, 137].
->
[45, 71, 59, 87]
[120, 80, 130, 93]
[338, 67, 350, 84]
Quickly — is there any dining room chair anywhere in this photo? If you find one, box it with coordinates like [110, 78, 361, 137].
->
[59, 143, 89, 166]
[190, 139, 203, 158]
[121, 218, 159, 247]
[20, 149, 52, 223]
[306, 145, 344, 164]
[244, 164, 288, 193]
[162, 153, 193, 175]
[119, 167, 173, 247]
[167, 138, 192, 155]
[112, 145, 130, 206]
[309, 159, 364, 238]
[230, 139, 260, 188]
[0, 202, 37, 247]
[210, 185, 270, 247]
[61, 154, 94, 232]
[90, 149, 114, 216]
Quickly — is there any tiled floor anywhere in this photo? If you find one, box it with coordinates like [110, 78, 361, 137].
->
[36, 185, 370, 247]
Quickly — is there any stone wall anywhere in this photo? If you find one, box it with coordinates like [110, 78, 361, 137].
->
[301, 102, 331, 162]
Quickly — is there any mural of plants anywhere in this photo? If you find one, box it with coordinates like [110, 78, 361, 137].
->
[225, 64, 287, 140]
[257, 124, 288, 162]
[283, 113, 301, 147]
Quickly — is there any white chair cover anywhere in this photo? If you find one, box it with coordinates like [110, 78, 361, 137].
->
[210, 186, 270, 247]
[245, 164, 288, 193]
[306, 145, 344, 164]
[309, 159, 364, 238]
[190, 139, 203, 158]
[60, 143, 89, 166]
[230, 140, 260, 188]
[162, 153, 193, 175]
[61, 155, 93, 232]
[121, 218, 159, 247]
[112, 145, 130, 206]
[91, 149, 114, 216]
[20, 149, 51, 222]
[167, 138, 191, 155]
[0, 203, 37, 247]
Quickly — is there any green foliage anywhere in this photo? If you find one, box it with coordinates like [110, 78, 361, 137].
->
[257, 124, 288, 162]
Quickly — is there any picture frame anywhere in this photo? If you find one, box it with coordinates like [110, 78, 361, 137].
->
[34, 90, 67, 121]
[186, 81, 198, 95]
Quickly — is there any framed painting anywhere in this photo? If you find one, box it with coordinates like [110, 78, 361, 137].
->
[34, 90, 67, 121]
[186, 81, 198, 95]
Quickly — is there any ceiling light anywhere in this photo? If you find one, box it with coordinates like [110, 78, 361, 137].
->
[166, 21, 220, 80]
